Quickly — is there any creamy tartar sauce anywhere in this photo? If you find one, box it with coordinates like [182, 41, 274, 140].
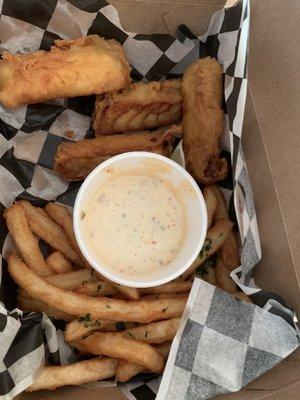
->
[80, 171, 187, 278]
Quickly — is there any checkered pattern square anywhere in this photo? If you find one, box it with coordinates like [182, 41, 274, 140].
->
[157, 280, 299, 400]
[0, 0, 298, 399]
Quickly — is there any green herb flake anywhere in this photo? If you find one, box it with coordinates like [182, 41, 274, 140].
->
[80, 211, 86, 220]
[79, 313, 92, 327]
[79, 313, 91, 323]
[195, 265, 207, 277]
[199, 238, 212, 258]
[116, 322, 126, 331]
[106, 304, 112, 309]
[162, 307, 168, 313]
[79, 314, 101, 328]
[195, 256, 217, 278]
[96, 284, 102, 293]
[91, 319, 101, 327]
[144, 331, 148, 338]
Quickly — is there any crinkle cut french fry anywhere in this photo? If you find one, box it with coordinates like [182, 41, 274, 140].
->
[73, 332, 165, 373]
[4, 204, 53, 277]
[46, 269, 95, 290]
[215, 256, 237, 293]
[19, 201, 82, 265]
[18, 295, 74, 321]
[45, 203, 87, 266]
[46, 251, 73, 273]
[210, 185, 240, 269]
[75, 280, 117, 297]
[27, 357, 118, 391]
[203, 186, 218, 230]
[181, 218, 233, 279]
[8, 253, 187, 323]
[140, 280, 192, 295]
[116, 341, 172, 382]
[121, 318, 180, 344]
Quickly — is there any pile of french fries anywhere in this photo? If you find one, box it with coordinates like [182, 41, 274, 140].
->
[4, 186, 250, 391]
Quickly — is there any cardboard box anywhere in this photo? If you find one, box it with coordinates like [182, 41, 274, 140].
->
[17, 0, 300, 398]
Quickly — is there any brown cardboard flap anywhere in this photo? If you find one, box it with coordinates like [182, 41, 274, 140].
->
[248, 0, 300, 288]
[243, 90, 300, 315]
[20, 386, 128, 400]
[110, 0, 226, 35]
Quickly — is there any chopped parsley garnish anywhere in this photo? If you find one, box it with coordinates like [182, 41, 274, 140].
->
[78, 314, 101, 328]
[80, 211, 86, 220]
[195, 257, 217, 277]
[96, 284, 102, 293]
[199, 238, 212, 258]
[106, 304, 112, 309]
[145, 331, 148, 338]
[79, 313, 91, 324]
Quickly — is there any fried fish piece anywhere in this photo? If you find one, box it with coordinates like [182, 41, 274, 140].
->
[93, 80, 182, 135]
[0, 35, 131, 108]
[182, 57, 227, 184]
[54, 125, 181, 181]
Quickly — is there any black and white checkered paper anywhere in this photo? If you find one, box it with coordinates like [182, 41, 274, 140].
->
[0, 1, 299, 399]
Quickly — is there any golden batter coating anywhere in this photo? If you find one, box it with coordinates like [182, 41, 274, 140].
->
[54, 125, 181, 181]
[0, 35, 131, 108]
[93, 79, 182, 135]
[182, 57, 227, 184]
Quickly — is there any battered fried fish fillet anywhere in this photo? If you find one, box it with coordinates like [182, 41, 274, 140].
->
[182, 57, 227, 184]
[54, 125, 181, 181]
[93, 80, 182, 135]
[0, 35, 131, 108]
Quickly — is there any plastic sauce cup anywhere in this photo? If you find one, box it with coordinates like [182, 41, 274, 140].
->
[73, 151, 207, 288]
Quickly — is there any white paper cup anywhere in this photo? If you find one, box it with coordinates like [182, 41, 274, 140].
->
[74, 152, 207, 287]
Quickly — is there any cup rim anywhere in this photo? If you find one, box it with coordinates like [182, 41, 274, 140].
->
[73, 151, 207, 288]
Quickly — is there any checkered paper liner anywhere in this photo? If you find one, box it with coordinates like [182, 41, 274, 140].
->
[0, 0, 298, 399]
